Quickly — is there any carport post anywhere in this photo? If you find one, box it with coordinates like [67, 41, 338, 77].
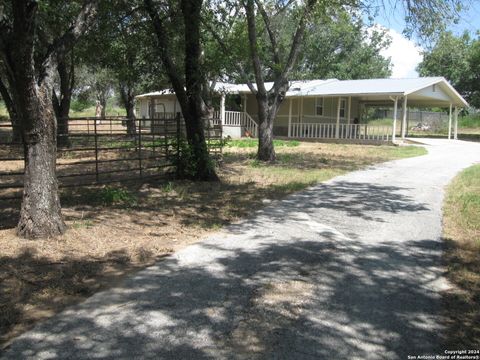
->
[392, 96, 398, 142]
[336, 97, 341, 138]
[448, 103, 452, 140]
[288, 98, 293, 137]
[401, 96, 408, 139]
[454, 107, 459, 140]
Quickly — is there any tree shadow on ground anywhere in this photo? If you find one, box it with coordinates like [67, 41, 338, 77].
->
[2, 232, 446, 359]
[0, 199, 19, 230]
[0, 247, 167, 347]
[56, 178, 429, 234]
[0, 178, 438, 358]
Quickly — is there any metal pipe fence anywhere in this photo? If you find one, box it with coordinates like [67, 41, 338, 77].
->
[0, 114, 222, 200]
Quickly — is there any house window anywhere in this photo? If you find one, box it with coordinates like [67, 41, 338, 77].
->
[340, 99, 346, 118]
[315, 97, 324, 116]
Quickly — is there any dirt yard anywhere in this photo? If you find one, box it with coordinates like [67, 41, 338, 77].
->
[0, 141, 426, 347]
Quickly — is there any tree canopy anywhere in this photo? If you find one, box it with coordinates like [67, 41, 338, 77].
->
[418, 31, 480, 108]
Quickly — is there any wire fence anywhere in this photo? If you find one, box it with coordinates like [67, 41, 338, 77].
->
[0, 114, 222, 200]
[368, 109, 451, 134]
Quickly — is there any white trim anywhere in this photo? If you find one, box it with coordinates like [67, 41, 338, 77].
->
[347, 97, 351, 124]
[405, 77, 468, 107]
[336, 97, 341, 138]
[220, 94, 225, 125]
[300, 97, 304, 123]
[288, 98, 293, 137]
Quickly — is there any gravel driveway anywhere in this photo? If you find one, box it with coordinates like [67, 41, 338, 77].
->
[3, 138, 480, 360]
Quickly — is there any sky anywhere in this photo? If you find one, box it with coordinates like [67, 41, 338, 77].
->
[373, 1, 480, 78]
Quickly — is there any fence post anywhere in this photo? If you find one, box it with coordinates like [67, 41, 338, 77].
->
[138, 117, 143, 178]
[94, 118, 99, 182]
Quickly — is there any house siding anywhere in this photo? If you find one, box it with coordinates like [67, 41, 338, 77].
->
[244, 94, 360, 136]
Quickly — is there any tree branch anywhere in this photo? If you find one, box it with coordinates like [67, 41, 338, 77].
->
[200, 16, 257, 94]
[277, 0, 318, 87]
[39, 1, 98, 83]
[254, 0, 281, 70]
[245, 0, 266, 95]
[143, 0, 189, 110]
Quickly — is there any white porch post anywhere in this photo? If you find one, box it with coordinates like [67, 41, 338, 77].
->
[336, 97, 341, 139]
[392, 96, 398, 142]
[454, 106, 459, 140]
[288, 98, 293, 137]
[347, 96, 351, 137]
[401, 95, 408, 139]
[300, 97, 304, 123]
[448, 103, 452, 140]
[220, 93, 225, 125]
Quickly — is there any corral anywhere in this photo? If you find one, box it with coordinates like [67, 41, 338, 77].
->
[0, 116, 222, 201]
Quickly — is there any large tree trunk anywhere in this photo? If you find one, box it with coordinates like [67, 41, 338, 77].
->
[17, 83, 66, 238]
[181, 0, 217, 181]
[52, 52, 74, 147]
[98, 92, 107, 118]
[243, 0, 316, 162]
[256, 95, 277, 161]
[144, 0, 218, 181]
[0, 0, 96, 239]
[6, 0, 66, 239]
[119, 85, 136, 136]
[182, 109, 217, 180]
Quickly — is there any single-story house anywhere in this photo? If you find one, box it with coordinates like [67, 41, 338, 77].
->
[135, 77, 468, 143]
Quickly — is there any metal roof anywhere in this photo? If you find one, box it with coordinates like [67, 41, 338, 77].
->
[136, 77, 468, 107]
[292, 77, 441, 96]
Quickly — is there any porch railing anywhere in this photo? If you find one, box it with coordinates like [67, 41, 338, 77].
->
[290, 123, 391, 142]
[224, 111, 258, 137]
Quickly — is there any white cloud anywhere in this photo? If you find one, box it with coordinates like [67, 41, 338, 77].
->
[380, 27, 423, 78]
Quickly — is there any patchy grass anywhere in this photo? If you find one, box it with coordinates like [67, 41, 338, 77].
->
[0, 141, 426, 347]
[225, 138, 300, 148]
[442, 164, 480, 349]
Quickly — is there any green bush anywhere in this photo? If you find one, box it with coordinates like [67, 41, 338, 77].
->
[71, 98, 95, 112]
[459, 114, 480, 128]
[172, 138, 216, 179]
[97, 186, 137, 207]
